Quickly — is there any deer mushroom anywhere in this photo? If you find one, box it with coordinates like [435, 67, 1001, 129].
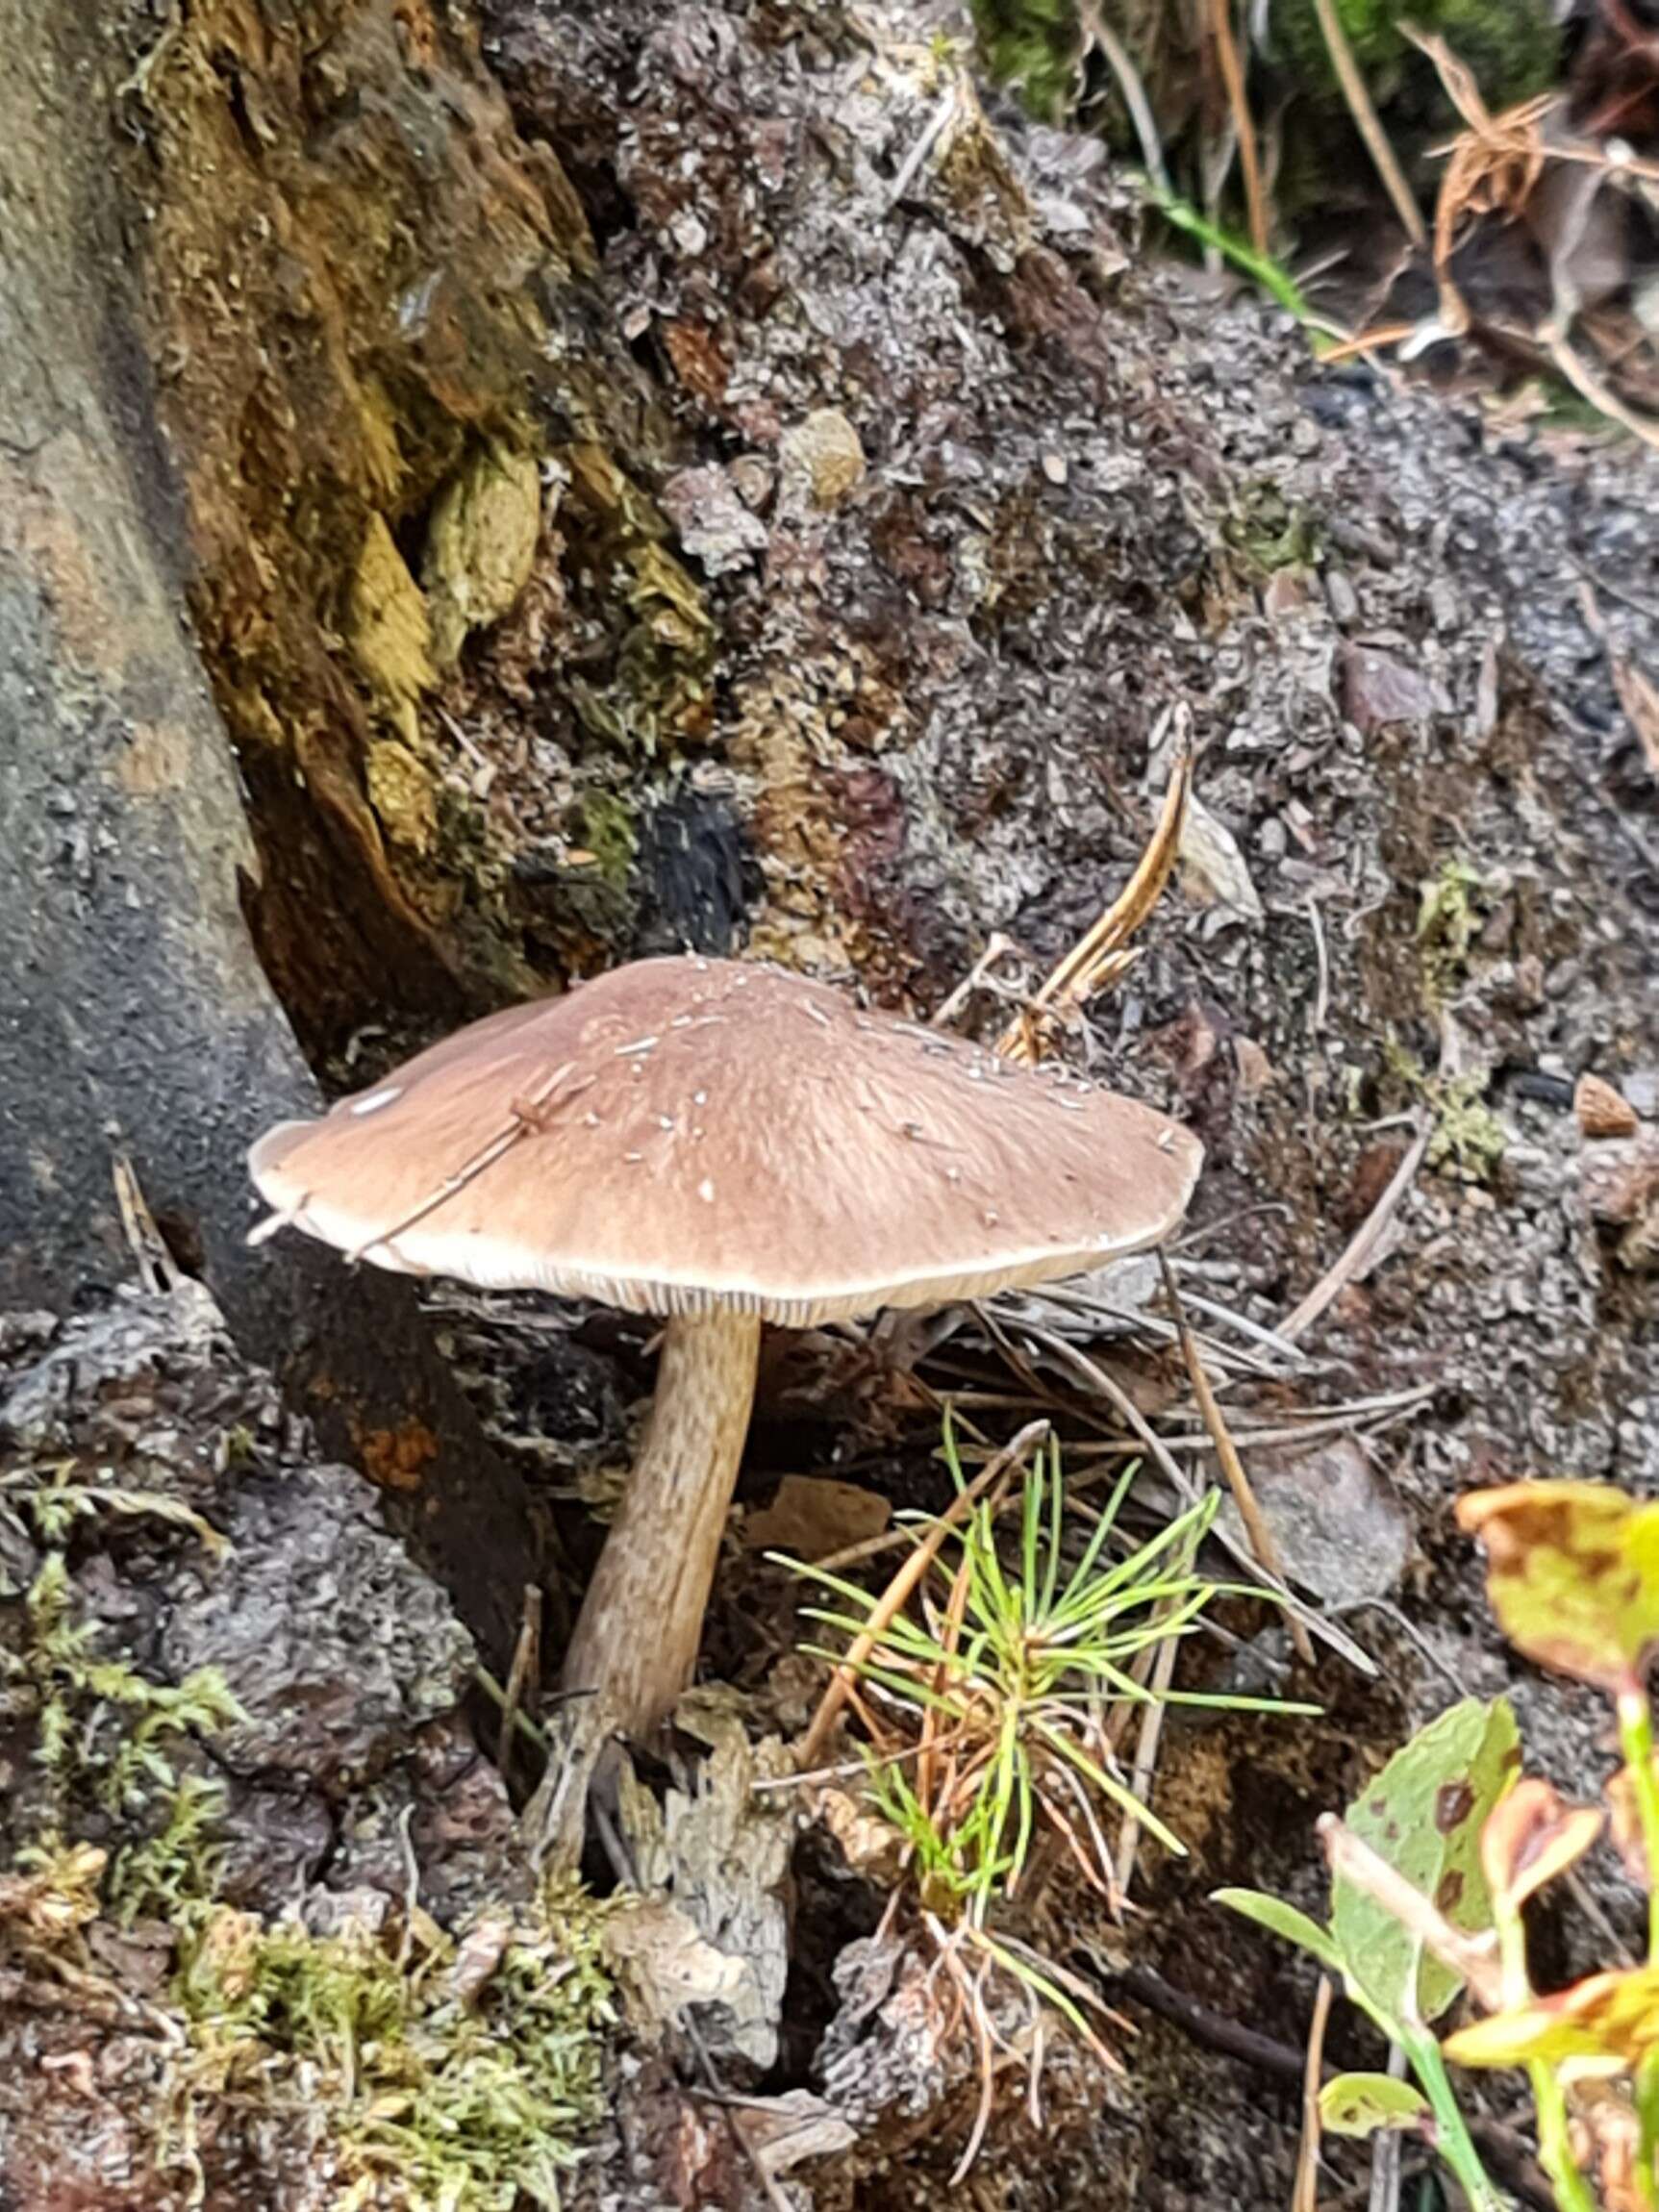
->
[248, 955, 1202, 1739]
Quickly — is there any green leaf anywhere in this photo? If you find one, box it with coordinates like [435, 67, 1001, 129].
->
[1320, 2072, 1431, 2139]
[1212, 1888, 1343, 1973]
[1335, 1697, 1519, 2026]
[1458, 1481, 1659, 1694]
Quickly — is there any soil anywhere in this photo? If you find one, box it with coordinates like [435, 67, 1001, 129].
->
[6, 0, 1659, 2206]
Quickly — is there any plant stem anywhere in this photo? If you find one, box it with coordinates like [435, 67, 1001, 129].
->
[1398, 2023, 1505, 2212]
[1493, 1887, 1596, 2212]
[1530, 2057, 1597, 2212]
[1618, 1686, 1659, 1962]
[1638, 2049, 1659, 2212]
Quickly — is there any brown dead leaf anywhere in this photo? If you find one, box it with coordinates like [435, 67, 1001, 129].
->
[745, 1473, 891, 1561]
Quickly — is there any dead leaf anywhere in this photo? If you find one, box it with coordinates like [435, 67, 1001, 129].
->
[1577, 1072, 1640, 1140]
[1178, 793, 1264, 922]
[1480, 1777, 1603, 1911]
[745, 1474, 891, 1561]
[815, 1784, 906, 1881]
[1445, 1963, 1659, 2076]
[603, 1895, 751, 2042]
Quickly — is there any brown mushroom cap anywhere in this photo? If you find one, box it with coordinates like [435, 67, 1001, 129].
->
[250, 956, 1202, 1323]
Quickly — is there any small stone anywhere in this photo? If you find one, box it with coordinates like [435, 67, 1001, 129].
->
[1325, 571, 1359, 625]
[1340, 642, 1449, 734]
[669, 209, 709, 257]
[661, 465, 770, 577]
[1576, 1072, 1639, 1140]
[1041, 450, 1068, 485]
[779, 408, 866, 511]
[1256, 816, 1288, 861]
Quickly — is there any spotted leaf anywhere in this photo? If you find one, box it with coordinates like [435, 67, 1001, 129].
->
[1320, 2072, 1431, 2139]
[1457, 1481, 1659, 1694]
[1334, 1697, 1519, 2025]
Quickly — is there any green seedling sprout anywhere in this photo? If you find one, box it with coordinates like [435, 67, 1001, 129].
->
[781, 1415, 1314, 2140]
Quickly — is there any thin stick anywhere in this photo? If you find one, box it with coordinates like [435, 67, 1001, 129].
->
[1295, 1976, 1335, 2212]
[497, 1584, 543, 1776]
[1080, 0, 1170, 196]
[1208, 0, 1269, 255]
[342, 1061, 586, 1263]
[1113, 1622, 1181, 1898]
[1112, 1964, 1555, 2212]
[1277, 1129, 1428, 1345]
[1160, 1255, 1314, 1665]
[1310, 0, 1425, 246]
[931, 931, 1020, 1030]
[801, 1421, 1049, 1764]
[1367, 2041, 1408, 2212]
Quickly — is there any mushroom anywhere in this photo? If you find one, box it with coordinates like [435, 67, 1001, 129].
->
[248, 956, 1201, 1740]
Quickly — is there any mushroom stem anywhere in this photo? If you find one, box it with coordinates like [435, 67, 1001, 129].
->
[560, 1308, 763, 1737]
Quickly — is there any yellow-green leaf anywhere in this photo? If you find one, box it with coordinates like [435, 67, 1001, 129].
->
[1445, 1965, 1659, 2078]
[1212, 1888, 1343, 1973]
[1334, 1697, 1519, 2025]
[1320, 2072, 1431, 2138]
[1458, 1481, 1659, 1694]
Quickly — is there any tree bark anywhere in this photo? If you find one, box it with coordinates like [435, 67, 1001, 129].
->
[0, 0, 534, 1666]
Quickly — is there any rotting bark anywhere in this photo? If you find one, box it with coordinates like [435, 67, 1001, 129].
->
[0, 0, 535, 1664]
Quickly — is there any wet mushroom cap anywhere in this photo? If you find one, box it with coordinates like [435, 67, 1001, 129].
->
[249, 956, 1203, 1322]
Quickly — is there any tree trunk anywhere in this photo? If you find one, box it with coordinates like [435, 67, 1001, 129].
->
[0, 0, 534, 1666]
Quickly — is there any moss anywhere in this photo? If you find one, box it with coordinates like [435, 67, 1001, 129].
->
[1269, 0, 1558, 114]
[1424, 1072, 1508, 1183]
[170, 1885, 616, 2209]
[0, 1476, 617, 2209]
[1223, 482, 1322, 574]
[1384, 1039, 1508, 1185]
[1417, 856, 1489, 1003]
[969, 0, 1082, 118]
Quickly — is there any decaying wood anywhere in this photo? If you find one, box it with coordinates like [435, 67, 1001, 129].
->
[0, 0, 535, 1662]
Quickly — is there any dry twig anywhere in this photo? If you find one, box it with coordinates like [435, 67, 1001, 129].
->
[1207, 0, 1269, 255]
[1312, 0, 1425, 245]
[1295, 1975, 1336, 2212]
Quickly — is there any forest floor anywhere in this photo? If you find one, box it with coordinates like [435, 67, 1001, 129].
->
[5, 0, 1659, 2205]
